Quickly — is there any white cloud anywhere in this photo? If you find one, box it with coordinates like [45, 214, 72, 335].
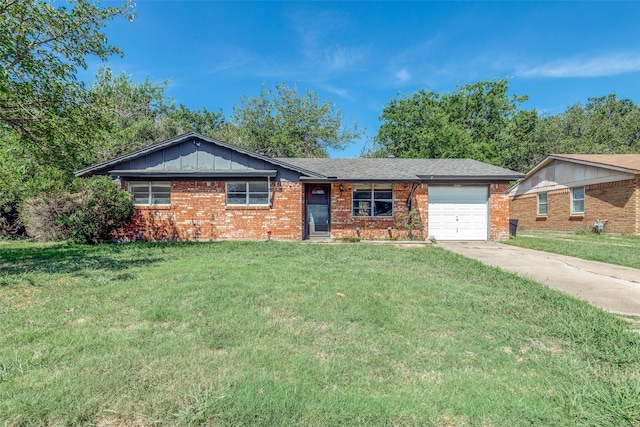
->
[322, 46, 367, 71]
[517, 53, 640, 78]
[395, 68, 412, 82]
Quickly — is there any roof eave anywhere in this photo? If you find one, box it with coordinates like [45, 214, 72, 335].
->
[108, 169, 278, 179]
[416, 175, 524, 181]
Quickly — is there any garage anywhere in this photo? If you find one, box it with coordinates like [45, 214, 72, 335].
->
[428, 185, 489, 241]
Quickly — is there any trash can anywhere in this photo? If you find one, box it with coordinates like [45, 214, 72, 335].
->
[509, 219, 518, 237]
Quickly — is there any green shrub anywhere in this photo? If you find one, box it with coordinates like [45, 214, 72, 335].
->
[20, 177, 133, 244]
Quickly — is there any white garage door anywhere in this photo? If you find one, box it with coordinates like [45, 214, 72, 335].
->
[428, 186, 489, 241]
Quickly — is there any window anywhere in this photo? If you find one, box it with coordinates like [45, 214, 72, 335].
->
[129, 182, 171, 206]
[572, 187, 585, 214]
[352, 183, 393, 217]
[537, 192, 548, 215]
[226, 181, 269, 205]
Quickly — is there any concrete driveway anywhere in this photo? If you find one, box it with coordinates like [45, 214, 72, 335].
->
[439, 241, 640, 316]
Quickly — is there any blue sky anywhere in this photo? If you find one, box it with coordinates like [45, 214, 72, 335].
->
[91, 1, 640, 157]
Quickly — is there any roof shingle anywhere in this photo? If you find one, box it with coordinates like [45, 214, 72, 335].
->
[276, 158, 523, 181]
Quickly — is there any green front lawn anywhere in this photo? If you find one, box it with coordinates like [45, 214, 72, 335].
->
[1, 241, 639, 426]
[505, 231, 640, 270]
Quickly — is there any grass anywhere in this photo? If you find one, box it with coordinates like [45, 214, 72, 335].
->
[504, 231, 640, 270]
[1, 240, 640, 426]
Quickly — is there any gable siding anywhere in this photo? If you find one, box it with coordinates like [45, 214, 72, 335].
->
[512, 160, 636, 196]
[99, 138, 302, 182]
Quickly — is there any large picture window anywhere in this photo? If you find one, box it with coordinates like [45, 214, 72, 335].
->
[226, 181, 270, 205]
[572, 187, 585, 214]
[537, 192, 548, 215]
[129, 182, 171, 206]
[352, 184, 393, 217]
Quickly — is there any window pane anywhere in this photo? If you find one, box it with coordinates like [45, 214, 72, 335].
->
[249, 181, 268, 192]
[130, 184, 149, 205]
[248, 195, 268, 204]
[133, 194, 149, 205]
[538, 204, 548, 215]
[353, 189, 372, 200]
[227, 194, 247, 204]
[151, 184, 170, 193]
[227, 182, 246, 192]
[374, 190, 393, 200]
[152, 193, 171, 205]
[573, 200, 584, 213]
[573, 187, 585, 199]
[373, 201, 393, 216]
[353, 201, 371, 216]
[539, 192, 547, 203]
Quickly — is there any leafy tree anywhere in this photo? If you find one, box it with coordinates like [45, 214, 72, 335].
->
[497, 109, 542, 172]
[374, 79, 527, 165]
[85, 68, 225, 164]
[0, 0, 135, 161]
[583, 94, 640, 152]
[223, 82, 363, 157]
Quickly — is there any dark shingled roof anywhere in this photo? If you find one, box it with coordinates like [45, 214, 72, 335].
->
[275, 158, 524, 181]
[73, 132, 523, 181]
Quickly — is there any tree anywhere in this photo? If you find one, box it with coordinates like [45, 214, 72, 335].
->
[374, 79, 527, 165]
[497, 109, 542, 173]
[84, 68, 225, 164]
[223, 82, 363, 157]
[0, 0, 135, 160]
[583, 94, 640, 152]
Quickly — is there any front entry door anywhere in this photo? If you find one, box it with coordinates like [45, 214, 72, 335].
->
[305, 185, 330, 238]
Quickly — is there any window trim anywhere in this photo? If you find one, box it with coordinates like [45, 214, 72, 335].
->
[351, 183, 394, 218]
[129, 181, 171, 207]
[571, 187, 585, 214]
[226, 180, 270, 206]
[537, 192, 548, 216]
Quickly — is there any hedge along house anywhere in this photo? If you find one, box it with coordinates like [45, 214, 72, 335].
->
[75, 132, 524, 241]
[509, 154, 640, 234]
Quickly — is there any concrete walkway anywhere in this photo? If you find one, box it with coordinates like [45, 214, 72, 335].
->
[439, 241, 640, 316]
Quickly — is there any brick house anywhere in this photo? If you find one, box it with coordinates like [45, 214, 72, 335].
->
[510, 154, 640, 234]
[76, 132, 523, 241]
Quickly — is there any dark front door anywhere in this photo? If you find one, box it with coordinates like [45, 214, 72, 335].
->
[305, 185, 330, 238]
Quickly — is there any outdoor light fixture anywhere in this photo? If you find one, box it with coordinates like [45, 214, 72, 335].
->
[339, 184, 345, 192]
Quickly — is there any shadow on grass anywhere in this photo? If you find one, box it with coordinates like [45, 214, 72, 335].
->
[0, 242, 166, 280]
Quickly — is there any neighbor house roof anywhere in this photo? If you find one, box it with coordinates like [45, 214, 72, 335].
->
[524, 154, 640, 179]
[276, 158, 523, 181]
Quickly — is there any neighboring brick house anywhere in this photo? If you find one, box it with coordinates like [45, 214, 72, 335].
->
[76, 132, 523, 241]
[510, 154, 640, 234]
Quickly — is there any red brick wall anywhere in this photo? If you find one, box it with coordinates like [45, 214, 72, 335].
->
[330, 182, 509, 240]
[329, 183, 428, 240]
[119, 181, 303, 241]
[490, 183, 511, 240]
[119, 180, 512, 241]
[510, 179, 639, 234]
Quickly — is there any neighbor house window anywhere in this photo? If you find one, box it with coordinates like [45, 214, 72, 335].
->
[537, 192, 548, 215]
[226, 181, 269, 205]
[352, 184, 393, 217]
[129, 182, 171, 206]
[571, 187, 585, 214]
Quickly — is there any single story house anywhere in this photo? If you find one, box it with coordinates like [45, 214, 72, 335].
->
[76, 132, 524, 241]
[510, 154, 640, 234]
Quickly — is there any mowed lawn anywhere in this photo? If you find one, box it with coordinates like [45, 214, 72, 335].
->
[1, 241, 639, 426]
[504, 232, 640, 270]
